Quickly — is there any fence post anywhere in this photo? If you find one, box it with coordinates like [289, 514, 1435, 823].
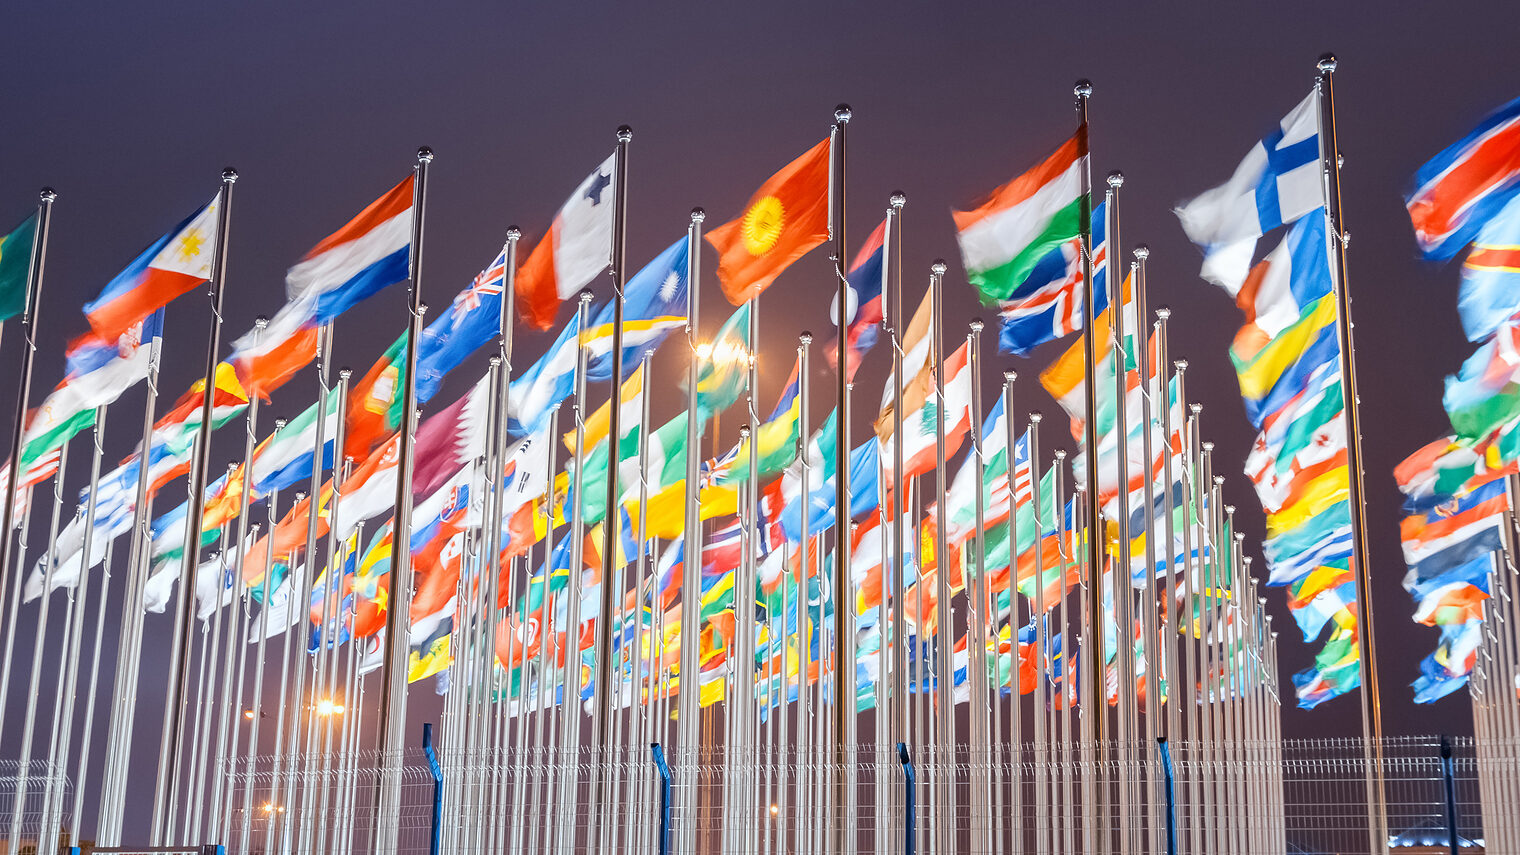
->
[897, 743, 915, 855]
[422, 722, 442, 855]
[200, 846, 226, 855]
[1439, 735, 1459, 855]
[652, 742, 673, 855]
[1157, 737, 1178, 855]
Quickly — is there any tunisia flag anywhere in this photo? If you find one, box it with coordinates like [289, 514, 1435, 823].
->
[707, 137, 831, 305]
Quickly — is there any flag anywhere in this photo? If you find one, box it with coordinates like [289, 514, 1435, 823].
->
[827, 218, 886, 381]
[20, 310, 163, 469]
[231, 175, 414, 395]
[0, 212, 38, 322]
[874, 286, 935, 441]
[345, 333, 408, 460]
[954, 125, 1088, 304]
[692, 302, 751, 413]
[1228, 212, 1334, 362]
[1406, 95, 1520, 260]
[515, 154, 618, 329]
[709, 359, 802, 487]
[567, 364, 645, 457]
[995, 200, 1109, 356]
[1175, 92, 1322, 290]
[1457, 193, 1520, 343]
[416, 248, 508, 402]
[248, 400, 341, 496]
[880, 341, 974, 480]
[706, 138, 831, 305]
[83, 194, 221, 340]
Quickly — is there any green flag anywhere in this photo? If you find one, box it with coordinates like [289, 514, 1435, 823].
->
[0, 212, 38, 323]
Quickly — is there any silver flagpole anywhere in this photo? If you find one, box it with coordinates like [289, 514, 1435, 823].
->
[1132, 247, 1163, 854]
[234, 511, 269, 855]
[886, 194, 908, 764]
[261, 490, 296, 855]
[492, 224, 521, 854]
[595, 129, 633, 835]
[1057, 453, 1077, 855]
[1313, 56, 1387, 854]
[1178, 395, 1201, 855]
[740, 294, 760, 852]
[677, 208, 705, 855]
[0, 188, 56, 631]
[629, 350, 655, 855]
[798, 334, 815, 855]
[70, 530, 115, 848]
[525, 403, 560, 855]
[828, 103, 854, 855]
[1003, 374, 1021, 855]
[967, 320, 993, 855]
[927, 260, 955, 855]
[1028, 415, 1048, 855]
[375, 147, 433, 855]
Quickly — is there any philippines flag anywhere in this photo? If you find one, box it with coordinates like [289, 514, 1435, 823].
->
[231, 175, 415, 396]
[997, 201, 1109, 356]
[1407, 95, 1520, 261]
[827, 217, 886, 381]
[84, 194, 221, 341]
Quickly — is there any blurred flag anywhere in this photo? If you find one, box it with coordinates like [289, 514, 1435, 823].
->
[707, 138, 831, 306]
[1406, 94, 1520, 260]
[515, 155, 617, 329]
[84, 195, 221, 340]
[0, 212, 38, 322]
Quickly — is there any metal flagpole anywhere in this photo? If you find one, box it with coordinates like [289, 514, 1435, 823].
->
[1131, 246, 1163, 853]
[1057, 453, 1078, 855]
[374, 147, 433, 855]
[677, 208, 705, 855]
[262, 490, 298, 855]
[1028, 415, 1048, 855]
[595, 128, 633, 816]
[827, 104, 855, 855]
[234, 511, 270, 855]
[1003, 373, 1021, 855]
[0, 188, 55, 628]
[797, 336, 815, 855]
[1313, 55, 1387, 855]
[967, 320, 993, 855]
[153, 167, 237, 843]
[738, 296, 760, 852]
[926, 259, 956, 855]
[70, 539, 116, 848]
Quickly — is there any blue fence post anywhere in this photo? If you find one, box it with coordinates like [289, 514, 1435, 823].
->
[897, 742, 915, 855]
[1157, 737, 1178, 855]
[200, 846, 226, 855]
[652, 742, 673, 855]
[422, 722, 443, 855]
[1439, 734, 1460, 855]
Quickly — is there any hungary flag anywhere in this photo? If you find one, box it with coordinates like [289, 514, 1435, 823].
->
[0, 212, 38, 322]
[954, 125, 1089, 304]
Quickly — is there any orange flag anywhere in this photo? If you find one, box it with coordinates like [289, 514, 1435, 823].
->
[706, 138, 831, 305]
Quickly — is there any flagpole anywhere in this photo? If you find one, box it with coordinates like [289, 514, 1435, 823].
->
[925, 258, 956, 855]
[1131, 245, 1163, 852]
[151, 167, 237, 842]
[968, 318, 996, 855]
[1002, 372, 1020, 855]
[1313, 55, 1386, 854]
[677, 208, 705, 855]
[1152, 308, 1182, 750]
[1028, 413, 1048, 855]
[739, 296, 761, 852]
[883, 195, 909, 759]
[0, 187, 56, 621]
[796, 334, 815, 855]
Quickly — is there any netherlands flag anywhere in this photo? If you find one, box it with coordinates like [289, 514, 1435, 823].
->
[84, 194, 221, 341]
[1407, 95, 1520, 260]
[827, 217, 886, 381]
[232, 175, 414, 395]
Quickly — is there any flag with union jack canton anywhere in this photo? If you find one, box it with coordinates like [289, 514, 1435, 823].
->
[997, 201, 1109, 356]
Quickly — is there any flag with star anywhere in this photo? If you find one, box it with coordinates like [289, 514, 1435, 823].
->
[515, 154, 618, 330]
[707, 137, 831, 306]
[83, 193, 222, 340]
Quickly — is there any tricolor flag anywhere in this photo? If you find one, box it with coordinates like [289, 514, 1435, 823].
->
[1457, 193, 1520, 343]
[515, 155, 618, 330]
[231, 175, 415, 395]
[707, 138, 832, 306]
[827, 218, 886, 381]
[996, 200, 1109, 356]
[954, 125, 1088, 305]
[1407, 94, 1520, 261]
[84, 194, 221, 340]
[1175, 92, 1322, 291]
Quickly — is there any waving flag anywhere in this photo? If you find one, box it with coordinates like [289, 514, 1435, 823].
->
[0, 212, 38, 322]
[996, 200, 1109, 356]
[515, 154, 618, 329]
[1175, 92, 1322, 290]
[1407, 95, 1520, 260]
[416, 248, 508, 402]
[827, 218, 886, 380]
[84, 194, 221, 340]
[1457, 193, 1520, 343]
[707, 138, 831, 306]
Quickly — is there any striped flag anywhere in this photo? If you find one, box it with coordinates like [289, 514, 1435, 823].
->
[1407, 94, 1520, 260]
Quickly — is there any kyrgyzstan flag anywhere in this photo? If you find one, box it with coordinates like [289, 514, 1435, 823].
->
[515, 154, 618, 330]
[84, 194, 222, 340]
[707, 137, 831, 306]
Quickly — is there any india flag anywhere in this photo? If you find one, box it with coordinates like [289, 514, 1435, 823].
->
[954, 126, 1089, 304]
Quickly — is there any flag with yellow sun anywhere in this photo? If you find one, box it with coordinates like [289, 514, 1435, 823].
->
[706, 137, 831, 305]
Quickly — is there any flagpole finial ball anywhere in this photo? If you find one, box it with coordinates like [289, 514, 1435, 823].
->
[38, 187, 56, 203]
[889, 192, 906, 209]
[1201, 441, 1214, 452]
[506, 226, 521, 242]
[1074, 80, 1093, 98]
[416, 147, 434, 163]
[222, 168, 238, 183]
[1190, 403, 1203, 415]
[580, 292, 594, 305]
[1003, 370, 1017, 383]
[931, 260, 948, 276]
[1055, 449, 1067, 460]
[1174, 359, 1188, 371]
[617, 125, 633, 143]
[800, 332, 813, 345]
[338, 368, 352, 382]
[274, 419, 288, 430]
[690, 208, 706, 223]
[1106, 171, 1124, 189]
[1224, 504, 1235, 514]
[1029, 411, 1042, 423]
[1155, 307, 1170, 320]
[739, 425, 751, 439]
[1317, 54, 1338, 73]
[969, 320, 984, 334]
[255, 316, 269, 330]
[834, 104, 852, 123]
[1133, 244, 1149, 261]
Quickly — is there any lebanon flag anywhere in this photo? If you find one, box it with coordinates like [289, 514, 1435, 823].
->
[954, 126, 1088, 305]
[707, 138, 831, 306]
[515, 154, 618, 330]
[84, 194, 221, 340]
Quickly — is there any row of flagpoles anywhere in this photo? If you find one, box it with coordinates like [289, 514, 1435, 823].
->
[1, 54, 1517, 854]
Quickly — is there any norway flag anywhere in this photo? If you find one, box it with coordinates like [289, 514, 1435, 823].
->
[827, 217, 886, 381]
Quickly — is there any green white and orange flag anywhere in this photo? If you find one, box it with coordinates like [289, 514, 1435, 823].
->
[954, 125, 1089, 304]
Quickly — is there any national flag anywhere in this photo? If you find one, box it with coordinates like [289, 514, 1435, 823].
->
[995, 200, 1108, 356]
[567, 364, 645, 457]
[136, 364, 250, 495]
[0, 212, 38, 322]
[345, 333, 408, 460]
[231, 175, 414, 395]
[827, 218, 886, 381]
[416, 248, 508, 402]
[1175, 92, 1322, 291]
[1457, 192, 1520, 343]
[1232, 293, 1341, 429]
[515, 154, 618, 329]
[880, 341, 974, 480]
[248, 399, 342, 496]
[691, 302, 751, 414]
[874, 286, 935, 441]
[1227, 212, 1334, 362]
[1406, 95, 1520, 260]
[707, 138, 832, 306]
[83, 194, 221, 340]
[709, 358, 802, 487]
[954, 125, 1088, 304]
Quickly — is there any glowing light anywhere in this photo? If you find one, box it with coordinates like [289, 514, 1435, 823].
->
[243, 709, 256, 720]
[314, 699, 345, 716]
[696, 343, 713, 359]
[770, 803, 779, 817]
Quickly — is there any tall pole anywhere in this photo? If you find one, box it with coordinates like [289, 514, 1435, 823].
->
[677, 207, 704, 855]
[1314, 54, 1386, 854]
[829, 103, 855, 855]
[154, 169, 237, 842]
[0, 188, 55, 622]
[886, 194, 908, 749]
[928, 260, 956, 855]
[375, 147, 433, 855]
[1132, 245, 1163, 852]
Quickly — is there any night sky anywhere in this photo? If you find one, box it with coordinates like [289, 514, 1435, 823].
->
[0, 0, 1514, 836]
